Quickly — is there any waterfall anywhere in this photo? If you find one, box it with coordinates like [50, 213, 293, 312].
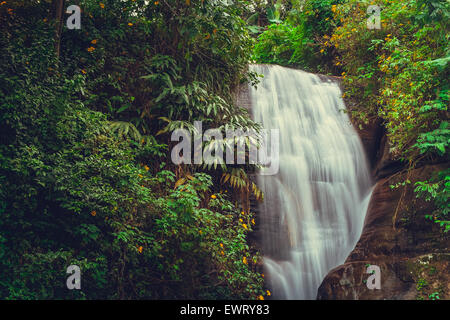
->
[250, 64, 373, 300]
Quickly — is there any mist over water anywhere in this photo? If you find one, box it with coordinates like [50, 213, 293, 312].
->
[250, 65, 373, 299]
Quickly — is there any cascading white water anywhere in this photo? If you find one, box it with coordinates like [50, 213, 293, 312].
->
[250, 65, 373, 300]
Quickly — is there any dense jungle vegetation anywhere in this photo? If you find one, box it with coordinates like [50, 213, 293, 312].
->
[0, 0, 448, 299]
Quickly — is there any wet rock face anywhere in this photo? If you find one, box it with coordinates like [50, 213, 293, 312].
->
[317, 162, 450, 300]
[347, 110, 403, 179]
[373, 134, 405, 180]
[352, 117, 384, 172]
[235, 82, 252, 112]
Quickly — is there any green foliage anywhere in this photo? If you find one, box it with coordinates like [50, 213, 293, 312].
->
[428, 291, 440, 300]
[414, 121, 449, 156]
[0, 0, 265, 300]
[329, 0, 449, 159]
[416, 0, 450, 24]
[416, 278, 428, 291]
[414, 170, 450, 232]
[302, 0, 342, 37]
[252, 21, 315, 68]
[251, 0, 343, 72]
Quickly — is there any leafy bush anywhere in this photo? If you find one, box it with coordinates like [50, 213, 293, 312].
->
[0, 0, 265, 299]
[251, 0, 343, 73]
[252, 21, 314, 68]
[327, 0, 449, 160]
[415, 170, 450, 232]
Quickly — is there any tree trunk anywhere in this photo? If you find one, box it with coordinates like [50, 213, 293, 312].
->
[52, 0, 64, 58]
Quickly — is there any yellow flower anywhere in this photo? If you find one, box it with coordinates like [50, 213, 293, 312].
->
[243, 256, 247, 264]
[210, 194, 216, 199]
[242, 224, 248, 230]
[261, 273, 264, 278]
[220, 250, 225, 255]
[239, 218, 243, 223]
[138, 174, 143, 178]
[320, 49, 325, 53]
[91, 39, 97, 44]
[257, 295, 264, 300]
[266, 290, 271, 296]
[87, 47, 95, 52]
[144, 165, 150, 171]
[154, 1, 159, 5]
[220, 243, 224, 248]
[91, 210, 96, 216]
[100, 3, 105, 9]
[251, 218, 255, 225]
[199, 230, 203, 235]
[137, 246, 143, 254]
[128, 22, 133, 26]
[241, 211, 245, 215]
[81, 69, 87, 74]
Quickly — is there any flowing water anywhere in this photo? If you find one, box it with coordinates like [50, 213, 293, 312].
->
[250, 65, 373, 300]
